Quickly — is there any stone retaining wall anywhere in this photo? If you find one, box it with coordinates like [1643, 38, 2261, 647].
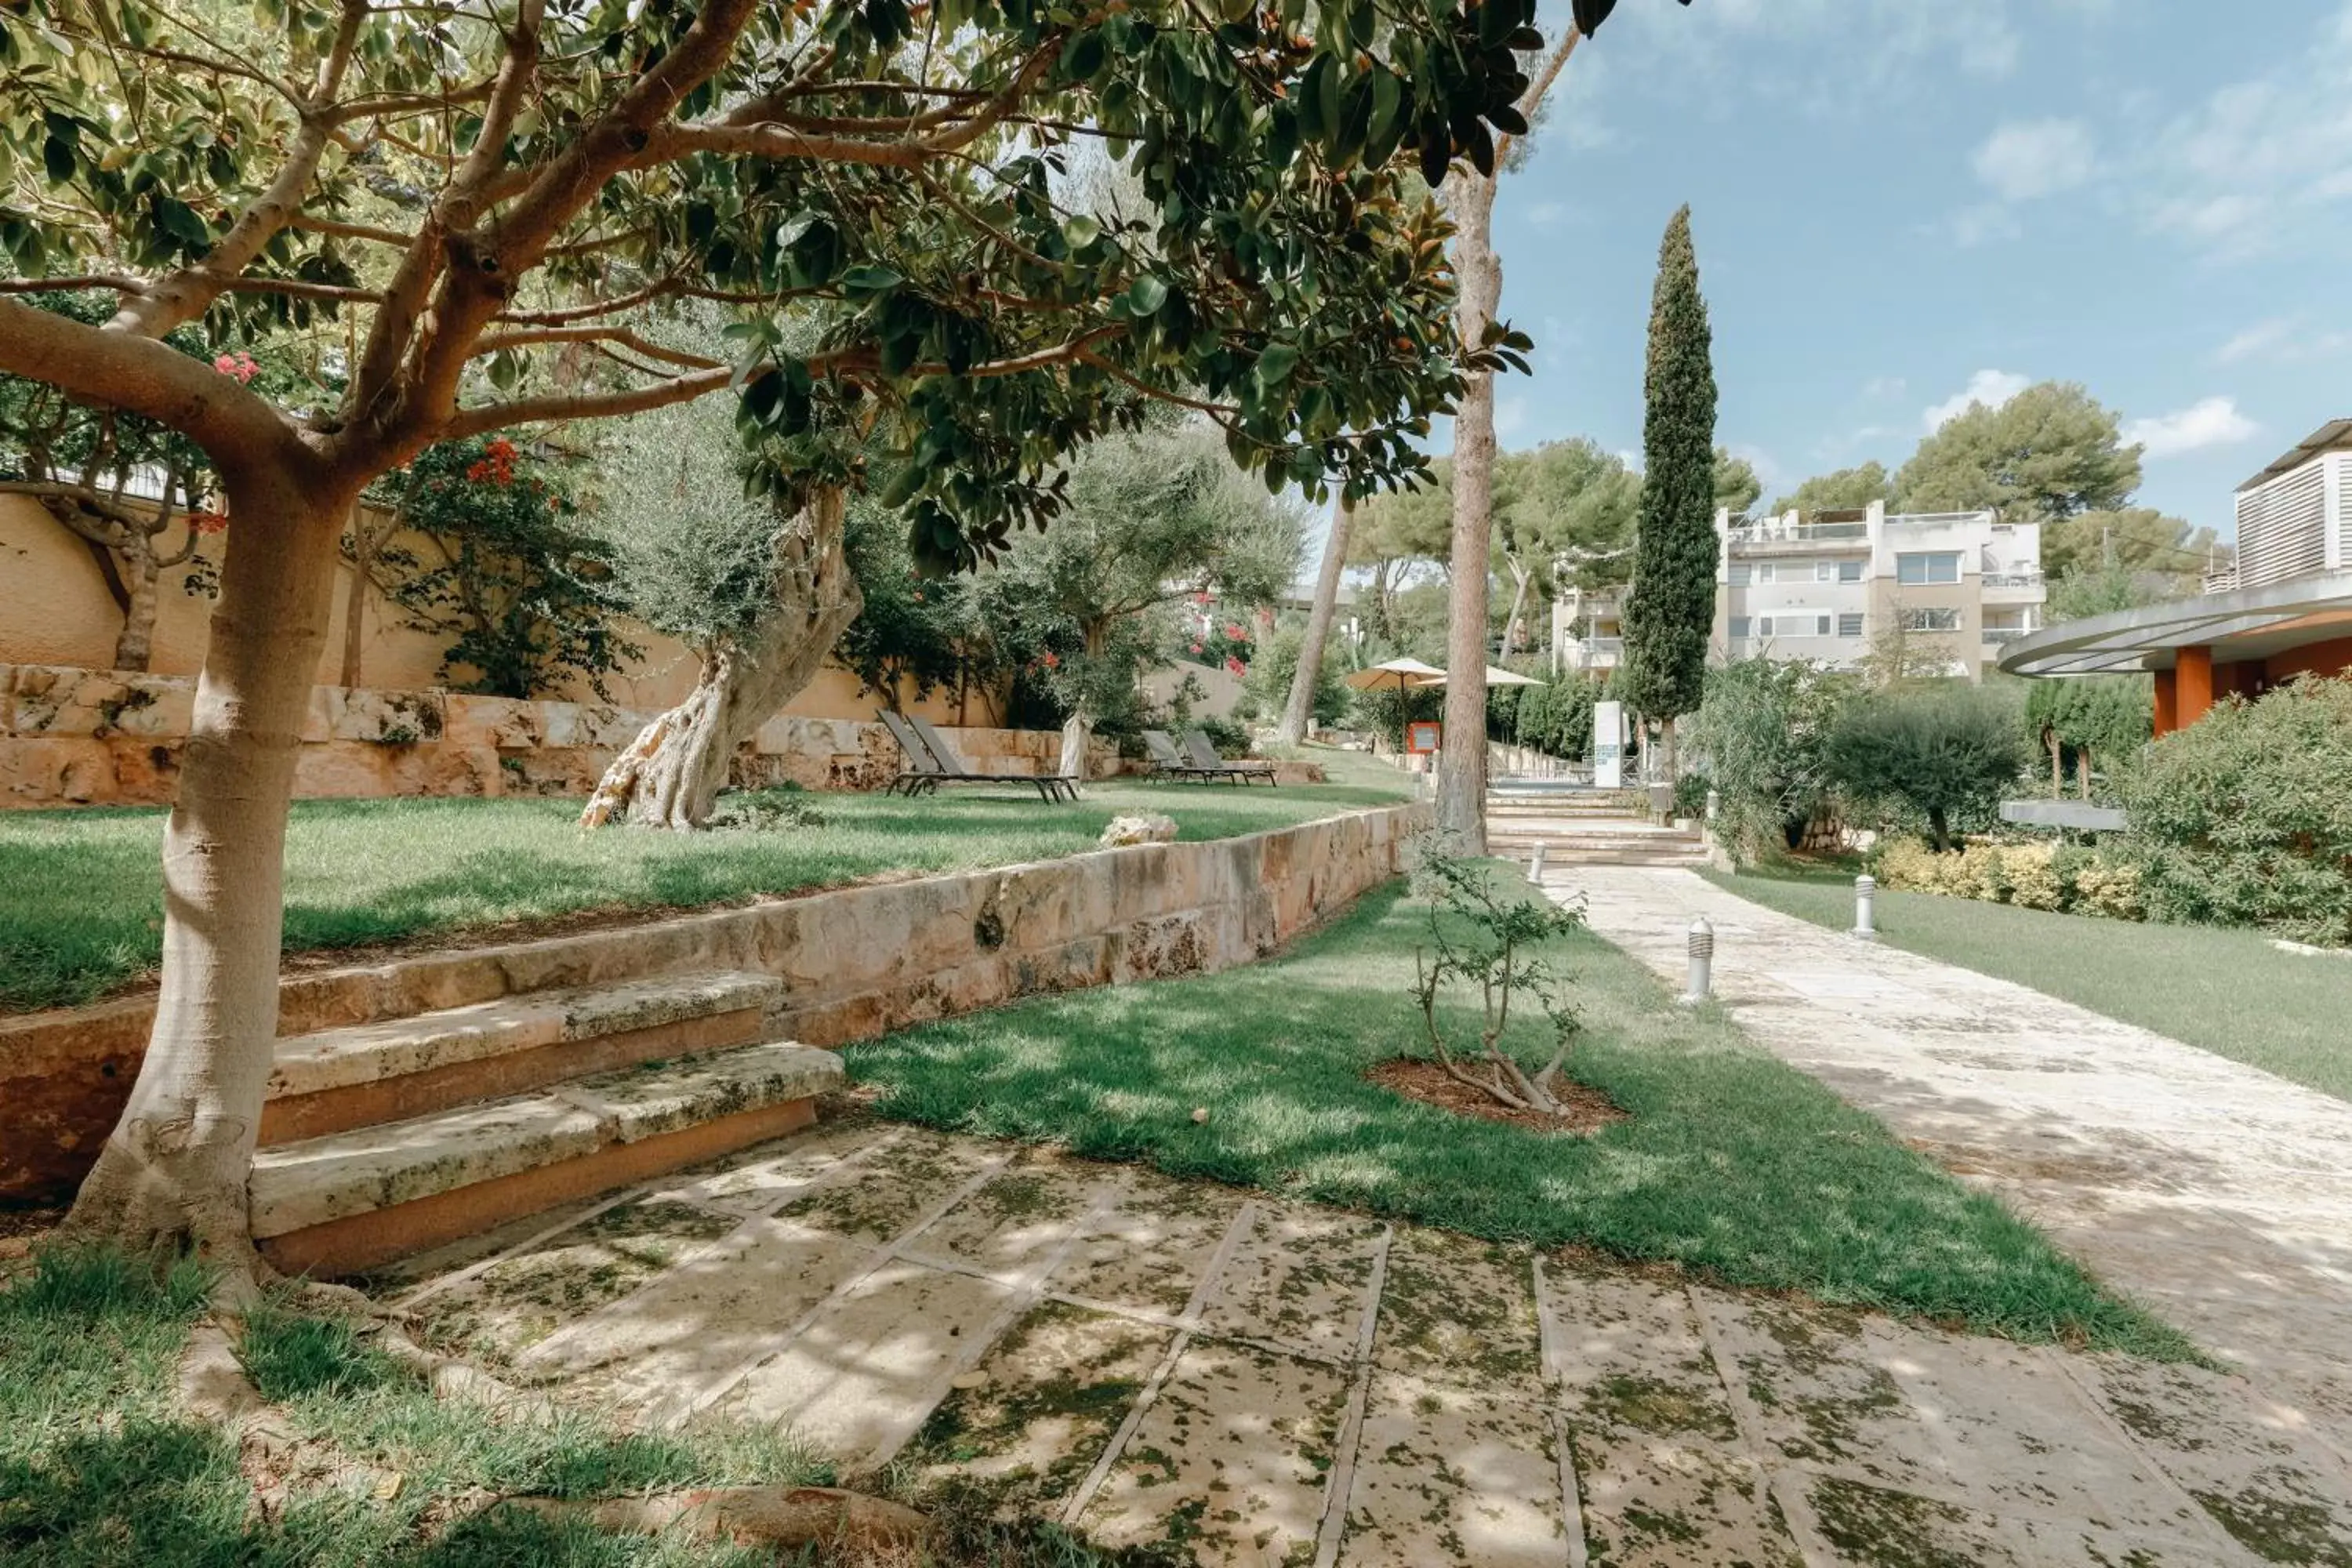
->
[0, 663, 1080, 807]
[0, 803, 1421, 1202]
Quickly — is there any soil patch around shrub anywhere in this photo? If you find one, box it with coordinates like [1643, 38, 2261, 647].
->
[1367, 1058, 1628, 1136]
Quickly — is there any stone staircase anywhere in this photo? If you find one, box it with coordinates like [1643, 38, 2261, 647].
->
[1484, 781, 1714, 869]
[246, 969, 842, 1278]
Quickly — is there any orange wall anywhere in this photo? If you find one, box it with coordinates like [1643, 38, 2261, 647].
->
[0, 495, 969, 723]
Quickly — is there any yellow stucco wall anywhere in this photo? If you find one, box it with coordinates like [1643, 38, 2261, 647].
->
[0, 495, 964, 721]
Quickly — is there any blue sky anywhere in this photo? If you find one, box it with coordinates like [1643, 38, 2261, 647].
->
[1451, 0, 2352, 539]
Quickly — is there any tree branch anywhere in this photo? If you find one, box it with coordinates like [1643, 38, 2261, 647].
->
[1494, 27, 1581, 167]
[108, 0, 373, 338]
[0, 299, 304, 470]
[470, 325, 724, 369]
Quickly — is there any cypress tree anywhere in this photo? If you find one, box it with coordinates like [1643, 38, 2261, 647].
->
[1621, 205, 1720, 779]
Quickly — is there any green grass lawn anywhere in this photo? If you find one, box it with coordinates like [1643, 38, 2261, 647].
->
[1701, 864, 2352, 1105]
[0, 755, 1408, 1015]
[846, 875, 2189, 1359]
[0, 1245, 1142, 1566]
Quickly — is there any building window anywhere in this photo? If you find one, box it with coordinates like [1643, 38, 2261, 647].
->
[1900, 607, 1962, 632]
[1753, 562, 1777, 585]
[1838, 561, 1864, 583]
[1755, 616, 1774, 637]
[1815, 561, 1834, 583]
[1728, 564, 1751, 587]
[1816, 615, 1833, 637]
[1730, 616, 1752, 640]
[1838, 613, 1864, 637]
[1896, 552, 1962, 586]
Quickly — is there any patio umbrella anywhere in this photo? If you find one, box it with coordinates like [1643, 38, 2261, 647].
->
[1343, 655, 1447, 694]
[1409, 665, 1546, 688]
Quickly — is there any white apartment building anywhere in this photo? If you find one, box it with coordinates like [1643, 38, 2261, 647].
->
[1552, 503, 2046, 680]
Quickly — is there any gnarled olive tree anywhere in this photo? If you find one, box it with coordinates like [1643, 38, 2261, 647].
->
[0, 0, 1543, 1264]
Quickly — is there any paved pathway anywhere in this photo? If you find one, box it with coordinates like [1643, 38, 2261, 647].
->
[375, 1119, 2352, 1565]
[1549, 869, 2352, 1477]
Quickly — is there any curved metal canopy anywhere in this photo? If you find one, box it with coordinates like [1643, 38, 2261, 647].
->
[1998, 571, 2352, 677]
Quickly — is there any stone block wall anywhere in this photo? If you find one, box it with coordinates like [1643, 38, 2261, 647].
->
[0, 663, 1084, 808]
[0, 803, 1421, 1201]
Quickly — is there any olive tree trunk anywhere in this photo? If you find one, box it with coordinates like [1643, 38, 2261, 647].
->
[1277, 492, 1352, 746]
[64, 462, 357, 1268]
[1437, 172, 1501, 852]
[583, 488, 859, 831]
[113, 534, 161, 672]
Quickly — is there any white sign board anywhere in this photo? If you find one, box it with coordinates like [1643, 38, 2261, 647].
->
[1593, 700, 1624, 789]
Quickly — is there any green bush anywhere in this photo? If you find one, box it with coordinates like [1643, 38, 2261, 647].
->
[1690, 659, 1853, 864]
[1877, 837, 2140, 920]
[2118, 677, 2352, 944]
[1826, 684, 2027, 851]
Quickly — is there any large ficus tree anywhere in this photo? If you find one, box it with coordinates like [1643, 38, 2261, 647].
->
[0, 0, 1541, 1264]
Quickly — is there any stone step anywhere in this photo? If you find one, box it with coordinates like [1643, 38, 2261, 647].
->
[250, 1039, 844, 1278]
[260, 970, 783, 1145]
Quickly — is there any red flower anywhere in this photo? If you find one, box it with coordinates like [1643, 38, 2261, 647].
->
[1194, 590, 1212, 605]
[1223, 622, 1247, 641]
[465, 437, 520, 486]
[1189, 642, 1204, 655]
[211, 351, 258, 384]
[187, 510, 229, 535]
[1040, 651, 1061, 670]
[1225, 657, 1246, 677]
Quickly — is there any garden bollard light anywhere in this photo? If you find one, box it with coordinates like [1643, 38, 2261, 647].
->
[1854, 874, 1877, 940]
[1682, 916, 1715, 1004]
[1705, 788, 1720, 822]
[1526, 842, 1548, 884]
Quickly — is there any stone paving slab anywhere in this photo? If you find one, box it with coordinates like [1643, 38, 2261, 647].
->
[377, 1120, 2352, 1564]
[1553, 864, 2352, 1483]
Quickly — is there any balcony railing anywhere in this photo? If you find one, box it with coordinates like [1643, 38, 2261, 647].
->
[1725, 520, 1869, 546]
[2201, 567, 2241, 595]
[1981, 627, 2031, 645]
[1981, 572, 2043, 590]
[1578, 636, 1624, 655]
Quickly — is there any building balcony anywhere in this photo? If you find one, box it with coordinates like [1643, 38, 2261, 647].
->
[1723, 520, 1871, 554]
[2201, 567, 2241, 596]
[1562, 637, 1622, 670]
[1981, 626, 2031, 646]
[1980, 571, 2045, 603]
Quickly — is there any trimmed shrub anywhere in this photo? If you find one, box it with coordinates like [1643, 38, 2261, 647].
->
[2118, 677, 2352, 945]
[1877, 837, 2137, 920]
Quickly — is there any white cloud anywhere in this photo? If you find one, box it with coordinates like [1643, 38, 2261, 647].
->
[1973, 119, 2098, 201]
[2215, 319, 2296, 365]
[1525, 201, 1566, 228]
[2213, 317, 2352, 366]
[2143, 5, 2352, 258]
[1947, 203, 2024, 248]
[2123, 398, 2259, 459]
[1860, 376, 1907, 401]
[1494, 397, 1529, 440]
[1922, 370, 2031, 434]
[1727, 443, 1785, 495]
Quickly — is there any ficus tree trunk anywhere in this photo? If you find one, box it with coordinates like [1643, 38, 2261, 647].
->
[1437, 171, 1501, 852]
[64, 462, 359, 1268]
[583, 488, 859, 831]
[1278, 492, 1352, 746]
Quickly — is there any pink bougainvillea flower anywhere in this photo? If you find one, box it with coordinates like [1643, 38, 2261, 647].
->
[212, 352, 259, 384]
[1189, 642, 1204, 655]
[1223, 622, 1246, 641]
[1225, 657, 1246, 677]
[1041, 651, 1060, 669]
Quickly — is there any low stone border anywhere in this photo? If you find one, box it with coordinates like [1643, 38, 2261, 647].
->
[0, 662, 1087, 806]
[0, 802, 1421, 1202]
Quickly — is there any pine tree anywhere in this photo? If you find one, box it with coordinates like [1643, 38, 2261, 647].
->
[1620, 205, 1720, 779]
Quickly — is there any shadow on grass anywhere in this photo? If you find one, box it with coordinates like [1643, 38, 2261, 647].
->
[849, 881, 2190, 1358]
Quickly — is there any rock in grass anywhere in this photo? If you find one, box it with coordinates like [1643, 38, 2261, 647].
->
[1100, 813, 1178, 848]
